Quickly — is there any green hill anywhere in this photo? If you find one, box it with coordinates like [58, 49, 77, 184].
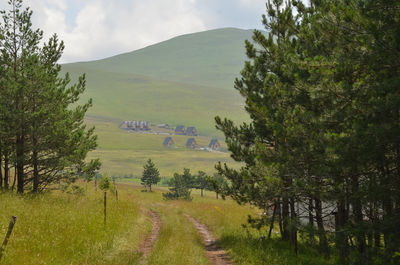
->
[62, 27, 254, 136]
[61, 28, 254, 175]
[63, 27, 254, 89]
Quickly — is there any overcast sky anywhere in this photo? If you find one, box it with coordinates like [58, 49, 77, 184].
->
[0, 0, 266, 63]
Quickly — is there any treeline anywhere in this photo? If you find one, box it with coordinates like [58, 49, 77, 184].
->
[162, 168, 227, 200]
[215, 0, 400, 264]
[0, 0, 100, 193]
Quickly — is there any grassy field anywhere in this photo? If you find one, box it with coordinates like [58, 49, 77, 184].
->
[85, 116, 240, 177]
[0, 188, 149, 265]
[135, 185, 335, 265]
[0, 183, 335, 265]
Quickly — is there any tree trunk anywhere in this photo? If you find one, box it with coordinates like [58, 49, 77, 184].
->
[268, 202, 277, 239]
[4, 154, 9, 190]
[336, 199, 349, 264]
[282, 196, 290, 241]
[290, 197, 298, 255]
[308, 197, 314, 244]
[16, 135, 24, 194]
[383, 195, 393, 252]
[149, 184, 152, 192]
[277, 198, 283, 237]
[315, 197, 329, 258]
[351, 175, 366, 255]
[11, 166, 16, 191]
[373, 202, 381, 249]
[201, 188, 203, 197]
[32, 134, 39, 192]
[0, 149, 2, 189]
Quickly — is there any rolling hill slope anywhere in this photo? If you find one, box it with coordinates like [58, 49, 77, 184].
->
[61, 28, 256, 175]
[62, 27, 255, 136]
[63, 27, 255, 89]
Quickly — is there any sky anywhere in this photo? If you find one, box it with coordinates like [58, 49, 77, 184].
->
[0, 0, 267, 63]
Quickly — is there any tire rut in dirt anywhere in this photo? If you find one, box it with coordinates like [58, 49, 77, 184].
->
[138, 210, 161, 265]
[185, 214, 232, 265]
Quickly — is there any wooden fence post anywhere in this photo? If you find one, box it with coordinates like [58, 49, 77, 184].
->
[0, 216, 17, 261]
[104, 192, 107, 226]
[113, 179, 118, 202]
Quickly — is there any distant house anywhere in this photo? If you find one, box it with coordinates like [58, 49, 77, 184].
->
[122, 121, 151, 131]
[121, 121, 129, 129]
[186, 126, 198, 136]
[175, 125, 185, 135]
[186, 138, 197, 149]
[158, 124, 170, 129]
[208, 139, 221, 150]
[163, 137, 174, 147]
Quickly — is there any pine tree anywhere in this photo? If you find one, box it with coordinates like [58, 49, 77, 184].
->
[194, 171, 209, 197]
[0, 0, 100, 193]
[163, 168, 194, 200]
[141, 159, 160, 192]
[216, 0, 400, 262]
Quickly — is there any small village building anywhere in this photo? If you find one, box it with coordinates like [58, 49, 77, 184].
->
[186, 138, 197, 149]
[158, 124, 170, 129]
[122, 121, 150, 131]
[186, 126, 198, 136]
[208, 139, 221, 150]
[163, 137, 174, 147]
[120, 121, 129, 129]
[175, 125, 186, 135]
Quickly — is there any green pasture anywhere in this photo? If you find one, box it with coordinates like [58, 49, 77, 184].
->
[85, 116, 239, 177]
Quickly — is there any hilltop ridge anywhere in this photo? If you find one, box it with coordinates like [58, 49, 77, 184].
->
[63, 27, 255, 89]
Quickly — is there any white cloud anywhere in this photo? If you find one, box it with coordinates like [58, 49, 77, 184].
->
[239, 0, 265, 8]
[2, 0, 206, 63]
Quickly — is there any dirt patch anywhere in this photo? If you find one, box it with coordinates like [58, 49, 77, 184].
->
[138, 210, 161, 264]
[185, 214, 232, 265]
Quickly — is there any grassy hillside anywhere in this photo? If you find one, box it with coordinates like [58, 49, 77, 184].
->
[64, 28, 254, 89]
[63, 66, 247, 137]
[61, 28, 254, 175]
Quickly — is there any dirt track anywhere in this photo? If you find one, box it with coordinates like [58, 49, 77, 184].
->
[138, 210, 161, 264]
[185, 214, 232, 265]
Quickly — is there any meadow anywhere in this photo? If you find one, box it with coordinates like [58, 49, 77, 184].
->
[0, 183, 335, 265]
[84, 115, 240, 177]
